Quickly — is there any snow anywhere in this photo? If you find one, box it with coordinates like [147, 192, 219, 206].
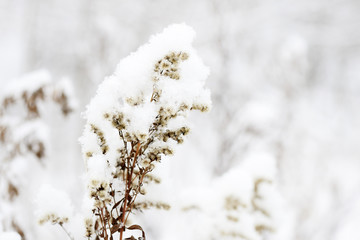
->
[1, 1, 360, 240]
[0, 232, 21, 240]
[80, 23, 211, 183]
[35, 184, 74, 225]
[1, 70, 51, 97]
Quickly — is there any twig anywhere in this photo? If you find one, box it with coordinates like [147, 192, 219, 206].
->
[59, 222, 74, 240]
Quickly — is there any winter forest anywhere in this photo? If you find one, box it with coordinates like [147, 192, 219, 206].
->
[1, 0, 360, 240]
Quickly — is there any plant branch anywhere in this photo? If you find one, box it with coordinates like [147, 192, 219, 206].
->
[59, 223, 74, 240]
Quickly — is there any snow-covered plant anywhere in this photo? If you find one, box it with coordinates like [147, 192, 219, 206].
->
[79, 24, 211, 240]
[36, 184, 75, 239]
[214, 156, 279, 240]
[0, 71, 73, 164]
[165, 154, 292, 240]
[0, 70, 75, 239]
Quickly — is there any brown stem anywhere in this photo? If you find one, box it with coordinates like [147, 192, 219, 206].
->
[96, 208, 105, 239]
[100, 206, 108, 240]
[124, 167, 150, 225]
[129, 143, 141, 183]
[59, 222, 74, 240]
[110, 184, 120, 219]
[119, 143, 141, 240]
[120, 171, 129, 240]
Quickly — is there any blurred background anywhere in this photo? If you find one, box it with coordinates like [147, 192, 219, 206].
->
[1, 0, 360, 240]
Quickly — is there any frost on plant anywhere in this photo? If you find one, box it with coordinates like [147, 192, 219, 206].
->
[79, 23, 211, 240]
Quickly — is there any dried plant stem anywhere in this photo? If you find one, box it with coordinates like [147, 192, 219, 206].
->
[59, 222, 74, 240]
[101, 206, 108, 240]
[119, 143, 141, 240]
[83, 48, 209, 240]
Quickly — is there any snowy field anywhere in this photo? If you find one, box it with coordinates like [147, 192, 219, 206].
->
[0, 1, 360, 240]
